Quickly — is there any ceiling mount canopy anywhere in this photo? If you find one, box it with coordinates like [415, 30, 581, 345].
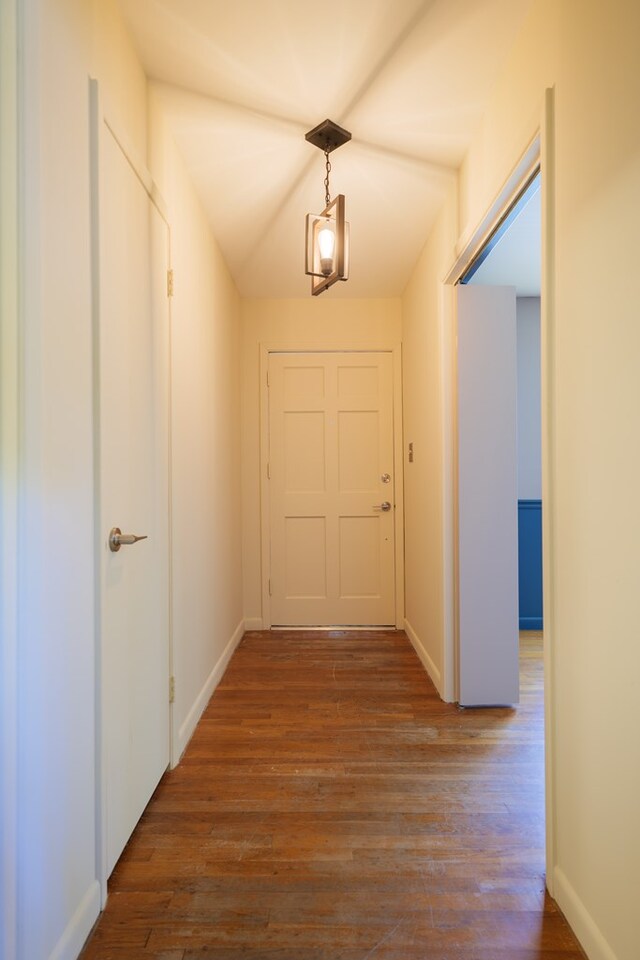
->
[304, 118, 352, 153]
[304, 119, 351, 296]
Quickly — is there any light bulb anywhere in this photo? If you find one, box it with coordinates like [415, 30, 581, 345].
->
[317, 223, 335, 276]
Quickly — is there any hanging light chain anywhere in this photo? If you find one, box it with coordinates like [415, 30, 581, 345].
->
[324, 146, 332, 207]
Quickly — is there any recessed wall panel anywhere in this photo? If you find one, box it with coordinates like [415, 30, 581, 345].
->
[339, 516, 380, 597]
[338, 411, 378, 491]
[284, 411, 325, 491]
[284, 365, 324, 405]
[337, 365, 378, 400]
[285, 517, 326, 598]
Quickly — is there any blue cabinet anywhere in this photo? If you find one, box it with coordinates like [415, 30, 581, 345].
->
[518, 500, 543, 630]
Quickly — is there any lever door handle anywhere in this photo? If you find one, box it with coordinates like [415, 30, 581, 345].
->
[109, 527, 148, 552]
[373, 501, 392, 512]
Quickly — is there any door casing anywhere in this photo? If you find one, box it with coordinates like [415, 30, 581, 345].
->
[0, 2, 20, 957]
[443, 90, 556, 893]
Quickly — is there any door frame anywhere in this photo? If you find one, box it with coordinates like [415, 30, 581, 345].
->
[259, 342, 405, 629]
[89, 80, 174, 904]
[442, 90, 557, 892]
[0, 1, 20, 956]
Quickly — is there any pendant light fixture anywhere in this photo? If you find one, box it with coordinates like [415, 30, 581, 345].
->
[304, 119, 351, 296]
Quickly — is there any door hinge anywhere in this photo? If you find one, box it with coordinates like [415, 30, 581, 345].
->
[167, 269, 174, 298]
[169, 676, 175, 703]
[267, 462, 271, 479]
[268, 578, 272, 596]
[266, 370, 270, 387]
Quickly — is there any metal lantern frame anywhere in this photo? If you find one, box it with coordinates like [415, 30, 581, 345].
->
[304, 119, 351, 296]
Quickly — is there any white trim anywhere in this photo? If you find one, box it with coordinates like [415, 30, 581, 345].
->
[88, 77, 108, 910]
[439, 283, 456, 702]
[392, 346, 405, 629]
[259, 341, 405, 629]
[446, 134, 540, 284]
[166, 225, 175, 771]
[259, 347, 271, 627]
[48, 881, 101, 960]
[444, 269, 464, 706]
[176, 619, 245, 761]
[540, 86, 558, 896]
[0, 1, 20, 956]
[404, 618, 442, 696]
[554, 867, 618, 960]
[243, 617, 264, 631]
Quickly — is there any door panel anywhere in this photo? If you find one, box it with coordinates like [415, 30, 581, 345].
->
[457, 285, 519, 705]
[284, 411, 325, 490]
[339, 517, 380, 596]
[285, 517, 327, 597]
[96, 117, 170, 875]
[269, 352, 395, 626]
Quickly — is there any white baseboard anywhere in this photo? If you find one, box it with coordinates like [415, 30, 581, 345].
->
[49, 880, 100, 960]
[176, 619, 245, 760]
[243, 617, 263, 631]
[554, 866, 619, 960]
[404, 618, 442, 697]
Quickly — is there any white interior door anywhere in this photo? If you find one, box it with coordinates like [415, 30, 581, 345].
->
[268, 352, 395, 626]
[95, 109, 171, 875]
[457, 285, 519, 705]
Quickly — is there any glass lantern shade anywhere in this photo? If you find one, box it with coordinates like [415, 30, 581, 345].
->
[305, 194, 350, 295]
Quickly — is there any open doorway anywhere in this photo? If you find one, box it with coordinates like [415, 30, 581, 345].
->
[456, 169, 543, 740]
[451, 166, 547, 899]
[464, 171, 543, 641]
[453, 170, 542, 707]
[444, 113, 557, 897]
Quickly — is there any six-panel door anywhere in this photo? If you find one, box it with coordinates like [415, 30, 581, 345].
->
[268, 352, 395, 626]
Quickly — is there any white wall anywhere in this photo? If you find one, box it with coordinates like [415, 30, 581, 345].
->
[516, 296, 541, 500]
[149, 90, 243, 760]
[241, 298, 402, 627]
[401, 188, 457, 697]
[403, 2, 640, 958]
[10, 3, 243, 958]
[549, 6, 640, 956]
[16, 1, 144, 956]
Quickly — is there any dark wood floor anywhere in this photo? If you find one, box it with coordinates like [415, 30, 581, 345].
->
[81, 630, 585, 960]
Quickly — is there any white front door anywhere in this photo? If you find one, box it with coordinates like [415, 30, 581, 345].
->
[457, 285, 519, 705]
[93, 100, 171, 875]
[268, 352, 395, 626]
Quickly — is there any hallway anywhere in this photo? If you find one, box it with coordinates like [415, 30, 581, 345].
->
[81, 631, 584, 959]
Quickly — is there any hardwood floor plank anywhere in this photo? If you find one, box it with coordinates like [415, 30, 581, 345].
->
[81, 630, 586, 960]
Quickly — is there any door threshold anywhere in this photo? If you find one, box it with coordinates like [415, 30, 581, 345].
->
[270, 625, 397, 631]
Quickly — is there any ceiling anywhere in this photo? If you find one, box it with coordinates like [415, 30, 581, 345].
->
[467, 177, 541, 295]
[118, 0, 534, 298]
